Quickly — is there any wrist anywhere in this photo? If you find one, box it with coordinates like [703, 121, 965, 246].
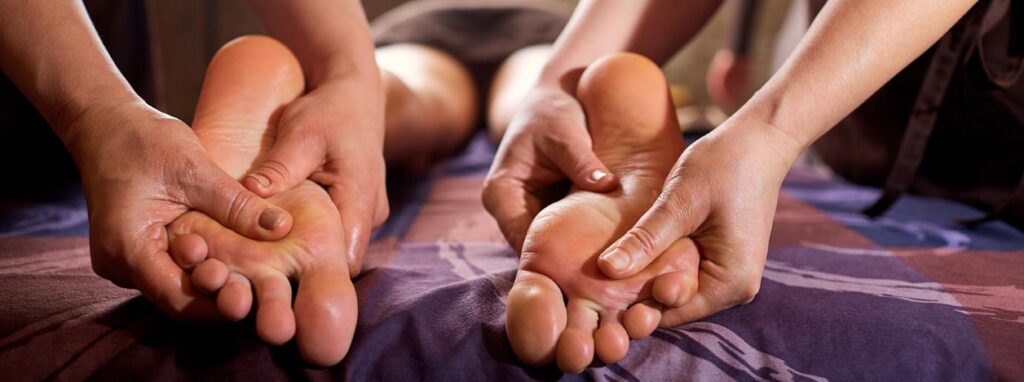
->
[714, 113, 804, 175]
[61, 99, 160, 163]
[306, 52, 380, 90]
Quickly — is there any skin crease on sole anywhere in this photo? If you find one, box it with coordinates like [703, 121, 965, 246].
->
[505, 53, 701, 373]
[165, 36, 480, 367]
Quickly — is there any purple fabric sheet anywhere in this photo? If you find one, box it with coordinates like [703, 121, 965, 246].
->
[1, 133, 1022, 381]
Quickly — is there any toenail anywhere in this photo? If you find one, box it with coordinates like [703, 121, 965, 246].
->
[601, 250, 631, 272]
[248, 173, 271, 188]
[588, 170, 608, 183]
[259, 208, 285, 230]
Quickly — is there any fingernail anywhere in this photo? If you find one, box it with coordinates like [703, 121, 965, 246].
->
[589, 170, 608, 183]
[248, 174, 270, 188]
[601, 249, 630, 272]
[258, 208, 285, 230]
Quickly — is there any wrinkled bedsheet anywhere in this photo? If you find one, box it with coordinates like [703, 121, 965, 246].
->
[1, 133, 1022, 381]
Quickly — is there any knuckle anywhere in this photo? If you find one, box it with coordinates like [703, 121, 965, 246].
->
[622, 226, 661, 259]
[481, 176, 511, 213]
[733, 278, 762, 304]
[224, 189, 256, 228]
[255, 159, 293, 184]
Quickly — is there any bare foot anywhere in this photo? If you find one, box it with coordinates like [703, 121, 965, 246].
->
[377, 44, 478, 173]
[170, 182, 355, 367]
[167, 37, 482, 367]
[505, 53, 699, 372]
[164, 35, 355, 367]
[487, 44, 552, 142]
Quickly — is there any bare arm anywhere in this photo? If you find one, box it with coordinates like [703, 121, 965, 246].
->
[539, 0, 724, 88]
[0, 0, 138, 146]
[599, 0, 982, 327]
[0, 0, 294, 319]
[246, 0, 379, 88]
[243, 0, 387, 275]
[738, 0, 978, 151]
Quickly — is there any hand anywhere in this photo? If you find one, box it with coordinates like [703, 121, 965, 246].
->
[66, 100, 293, 320]
[483, 86, 620, 252]
[706, 49, 751, 111]
[595, 118, 801, 325]
[239, 76, 388, 276]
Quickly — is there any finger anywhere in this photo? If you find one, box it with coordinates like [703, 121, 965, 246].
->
[623, 300, 662, 339]
[253, 273, 296, 345]
[548, 138, 618, 193]
[218, 273, 254, 322]
[652, 271, 698, 308]
[185, 165, 293, 241]
[660, 274, 762, 327]
[594, 312, 629, 365]
[556, 299, 599, 373]
[651, 237, 700, 307]
[506, 270, 567, 366]
[241, 133, 324, 197]
[293, 257, 357, 367]
[191, 259, 229, 294]
[327, 183, 379, 277]
[169, 233, 208, 269]
[597, 182, 708, 279]
[481, 176, 541, 253]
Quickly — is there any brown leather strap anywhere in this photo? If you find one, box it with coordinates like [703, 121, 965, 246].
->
[862, 7, 985, 218]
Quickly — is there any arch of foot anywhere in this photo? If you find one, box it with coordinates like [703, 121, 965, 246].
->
[505, 52, 698, 373]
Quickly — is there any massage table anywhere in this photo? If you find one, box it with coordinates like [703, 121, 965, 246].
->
[1, 132, 1022, 381]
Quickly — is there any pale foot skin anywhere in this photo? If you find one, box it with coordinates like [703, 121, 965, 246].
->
[505, 53, 699, 373]
[487, 44, 552, 142]
[166, 36, 478, 366]
[377, 44, 478, 174]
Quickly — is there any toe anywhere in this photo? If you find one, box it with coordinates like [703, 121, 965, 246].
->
[556, 299, 599, 373]
[170, 233, 208, 269]
[594, 312, 629, 365]
[253, 273, 296, 345]
[293, 258, 357, 367]
[217, 273, 254, 321]
[506, 270, 567, 366]
[623, 300, 662, 339]
[192, 259, 229, 294]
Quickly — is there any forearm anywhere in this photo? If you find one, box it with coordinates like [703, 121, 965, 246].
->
[539, 0, 723, 89]
[0, 0, 143, 140]
[247, 0, 379, 89]
[736, 0, 977, 151]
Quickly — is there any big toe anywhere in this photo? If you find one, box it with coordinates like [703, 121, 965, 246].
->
[506, 271, 566, 366]
[293, 259, 358, 367]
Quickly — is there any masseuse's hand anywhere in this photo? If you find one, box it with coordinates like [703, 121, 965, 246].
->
[69, 100, 293, 320]
[239, 76, 388, 275]
[483, 86, 619, 252]
[596, 119, 800, 325]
